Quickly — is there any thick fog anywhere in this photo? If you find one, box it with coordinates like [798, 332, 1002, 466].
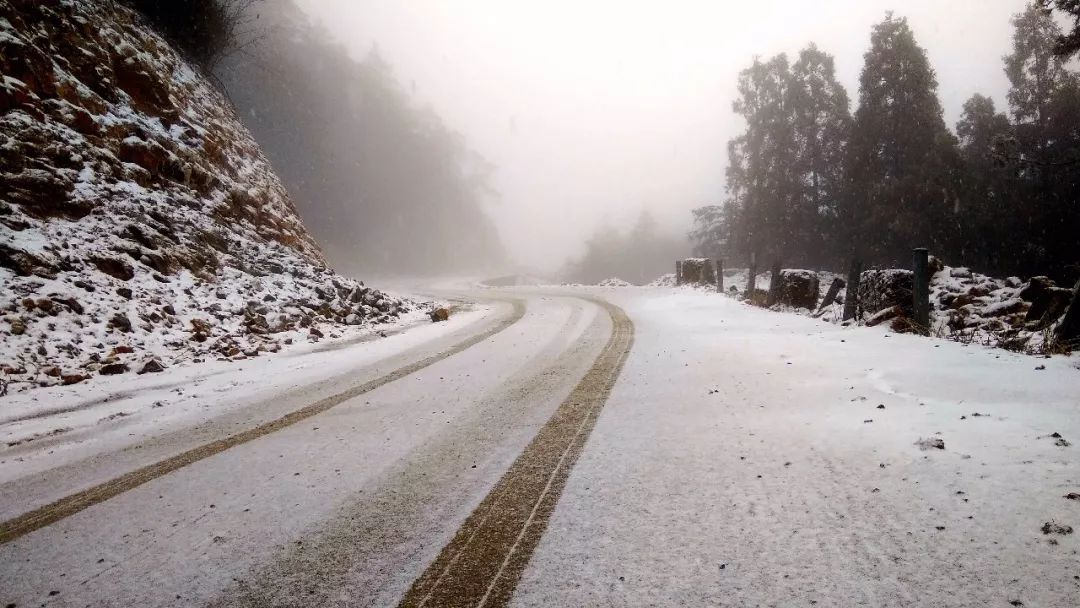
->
[291, 0, 1022, 275]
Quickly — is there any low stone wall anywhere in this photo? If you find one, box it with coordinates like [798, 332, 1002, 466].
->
[678, 258, 717, 286]
[774, 270, 819, 310]
[857, 269, 914, 318]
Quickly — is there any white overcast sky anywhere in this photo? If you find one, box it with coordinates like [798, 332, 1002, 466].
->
[296, 0, 1026, 271]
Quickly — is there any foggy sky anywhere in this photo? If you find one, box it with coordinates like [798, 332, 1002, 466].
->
[296, 0, 1024, 272]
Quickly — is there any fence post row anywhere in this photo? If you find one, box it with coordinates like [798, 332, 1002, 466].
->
[912, 248, 930, 329]
[842, 258, 862, 321]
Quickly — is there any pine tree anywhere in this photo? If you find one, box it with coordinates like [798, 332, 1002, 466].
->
[788, 45, 851, 267]
[955, 94, 1018, 271]
[1005, 4, 1071, 147]
[1038, 1, 1080, 57]
[730, 54, 800, 265]
[845, 13, 962, 266]
[1003, 2, 1080, 276]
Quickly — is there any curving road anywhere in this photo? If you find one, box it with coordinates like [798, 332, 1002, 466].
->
[0, 290, 633, 607]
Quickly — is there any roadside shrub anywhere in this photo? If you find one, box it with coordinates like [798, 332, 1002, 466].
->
[124, 0, 259, 70]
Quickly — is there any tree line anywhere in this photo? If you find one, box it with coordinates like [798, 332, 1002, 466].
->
[691, 2, 1080, 282]
[562, 211, 688, 285]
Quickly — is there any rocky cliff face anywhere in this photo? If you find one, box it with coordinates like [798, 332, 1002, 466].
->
[0, 0, 412, 390]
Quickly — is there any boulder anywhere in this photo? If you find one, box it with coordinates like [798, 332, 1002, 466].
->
[61, 373, 88, 385]
[108, 313, 132, 333]
[138, 359, 165, 374]
[430, 307, 450, 322]
[678, 258, 716, 286]
[99, 362, 129, 375]
[773, 270, 819, 310]
[91, 256, 134, 281]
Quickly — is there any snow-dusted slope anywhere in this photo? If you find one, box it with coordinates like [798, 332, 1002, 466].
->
[0, 0, 413, 391]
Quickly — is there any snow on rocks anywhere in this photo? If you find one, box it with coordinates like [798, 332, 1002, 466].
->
[0, 1, 416, 392]
[772, 269, 819, 310]
[653, 260, 1076, 355]
[646, 273, 676, 287]
[792, 263, 1073, 354]
[597, 277, 633, 288]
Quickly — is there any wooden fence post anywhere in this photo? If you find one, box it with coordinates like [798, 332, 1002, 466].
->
[913, 248, 930, 329]
[675, 260, 683, 286]
[842, 258, 862, 321]
[716, 259, 724, 293]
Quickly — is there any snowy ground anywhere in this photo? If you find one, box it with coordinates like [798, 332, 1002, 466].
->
[0, 297, 470, 507]
[513, 287, 1080, 607]
[0, 285, 1077, 607]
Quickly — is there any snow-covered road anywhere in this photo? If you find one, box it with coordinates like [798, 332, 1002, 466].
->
[1, 287, 1077, 607]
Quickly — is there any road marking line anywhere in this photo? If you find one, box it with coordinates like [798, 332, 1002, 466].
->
[0, 300, 526, 546]
[398, 298, 634, 608]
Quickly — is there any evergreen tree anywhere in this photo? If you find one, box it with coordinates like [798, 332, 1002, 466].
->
[1038, 0, 1080, 56]
[1003, 2, 1080, 276]
[845, 13, 962, 265]
[1005, 4, 1072, 147]
[955, 94, 1018, 271]
[730, 54, 800, 264]
[789, 45, 851, 267]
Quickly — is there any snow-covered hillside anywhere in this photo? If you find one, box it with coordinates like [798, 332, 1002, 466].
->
[0, 0, 416, 392]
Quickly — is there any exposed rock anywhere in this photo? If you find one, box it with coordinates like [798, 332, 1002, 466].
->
[109, 314, 132, 333]
[91, 256, 134, 281]
[61, 373, 88, 385]
[99, 362, 129, 375]
[0, 0, 416, 392]
[774, 270, 819, 310]
[138, 359, 165, 374]
[430, 307, 450, 322]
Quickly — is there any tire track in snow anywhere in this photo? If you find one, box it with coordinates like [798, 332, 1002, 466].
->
[0, 300, 526, 546]
[397, 297, 634, 608]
